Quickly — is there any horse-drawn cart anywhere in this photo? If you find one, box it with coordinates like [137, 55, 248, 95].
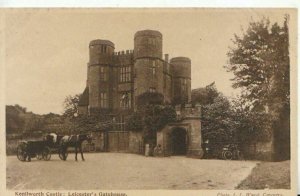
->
[17, 140, 52, 161]
[16, 134, 67, 162]
[16, 132, 92, 162]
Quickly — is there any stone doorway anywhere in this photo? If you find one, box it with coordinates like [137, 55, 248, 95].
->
[171, 127, 187, 155]
[156, 119, 203, 158]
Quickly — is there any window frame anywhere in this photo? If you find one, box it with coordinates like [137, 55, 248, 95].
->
[119, 66, 131, 83]
[100, 66, 107, 81]
[149, 87, 156, 93]
[151, 61, 156, 77]
[100, 92, 108, 108]
[101, 45, 107, 53]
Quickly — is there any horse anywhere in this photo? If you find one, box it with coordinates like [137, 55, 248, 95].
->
[44, 133, 64, 147]
[59, 133, 92, 161]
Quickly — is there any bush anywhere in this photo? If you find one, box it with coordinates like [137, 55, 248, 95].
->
[136, 92, 164, 109]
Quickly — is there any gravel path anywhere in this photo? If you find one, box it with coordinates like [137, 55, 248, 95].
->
[7, 153, 258, 190]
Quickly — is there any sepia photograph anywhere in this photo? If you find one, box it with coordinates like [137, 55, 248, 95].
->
[1, 8, 297, 196]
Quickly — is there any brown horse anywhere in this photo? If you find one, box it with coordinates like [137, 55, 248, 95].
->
[60, 133, 92, 161]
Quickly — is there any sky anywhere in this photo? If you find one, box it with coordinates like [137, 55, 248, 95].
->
[4, 9, 291, 114]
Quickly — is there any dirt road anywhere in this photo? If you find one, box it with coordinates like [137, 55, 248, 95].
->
[7, 153, 258, 190]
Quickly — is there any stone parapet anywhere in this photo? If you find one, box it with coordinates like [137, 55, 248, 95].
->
[89, 39, 115, 48]
[134, 29, 163, 59]
[113, 50, 134, 56]
[134, 30, 162, 39]
[175, 104, 201, 120]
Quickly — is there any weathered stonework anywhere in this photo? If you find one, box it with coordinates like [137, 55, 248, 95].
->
[78, 30, 192, 119]
[156, 105, 204, 158]
[77, 30, 202, 157]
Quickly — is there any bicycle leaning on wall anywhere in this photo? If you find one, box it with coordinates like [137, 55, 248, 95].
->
[221, 144, 242, 160]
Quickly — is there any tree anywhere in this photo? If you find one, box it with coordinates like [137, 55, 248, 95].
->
[225, 16, 289, 116]
[192, 82, 274, 159]
[6, 105, 26, 134]
[230, 97, 273, 143]
[225, 16, 290, 160]
[192, 82, 219, 106]
[62, 94, 81, 119]
[13, 104, 27, 113]
[192, 84, 236, 146]
[126, 112, 144, 131]
[201, 94, 234, 143]
[62, 94, 113, 134]
[136, 92, 164, 108]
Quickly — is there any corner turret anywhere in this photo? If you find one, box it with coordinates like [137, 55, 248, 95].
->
[170, 57, 191, 104]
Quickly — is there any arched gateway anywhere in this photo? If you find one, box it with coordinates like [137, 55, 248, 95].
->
[156, 105, 204, 158]
[171, 127, 187, 155]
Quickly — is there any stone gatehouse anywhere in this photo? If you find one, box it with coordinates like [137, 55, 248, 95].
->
[77, 29, 203, 157]
[78, 29, 191, 122]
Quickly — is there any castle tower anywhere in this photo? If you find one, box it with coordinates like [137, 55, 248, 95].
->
[88, 39, 115, 113]
[170, 57, 191, 104]
[133, 30, 164, 106]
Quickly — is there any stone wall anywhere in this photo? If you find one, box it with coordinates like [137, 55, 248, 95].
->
[88, 65, 103, 108]
[183, 119, 203, 158]
[79, 30, 192, 127]
[134, 30, 162, 59]
[113, 53, 134, 112]
[78, 106, 88, 115]
[89, 39, 114, 65]
[242, 140, 275, 161]
[134, 58, 165, 99]
[113, 52, 133, 65]
[255, 140, 274, 161]
[170, 57, 191, 104]
[163, 72, 173, 103]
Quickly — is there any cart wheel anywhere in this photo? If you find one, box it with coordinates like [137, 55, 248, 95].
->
[59, 150, 68, 160]
[223, 150, 233, 160]
[42, 147, 51, 161]
[17, 143, 26, 162]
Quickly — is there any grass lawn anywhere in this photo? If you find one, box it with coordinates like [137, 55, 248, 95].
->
[236, 160, 290, 189]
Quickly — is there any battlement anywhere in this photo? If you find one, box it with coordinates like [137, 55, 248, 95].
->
[170, 57, 191, 63]
[112, 50, 134, 65]
[175, 104, 201, 120]
[113, 50, 134, 56]
[134, 30, 162, 39]
[89, 39, 115, 48]
[85, 30, 191, 114]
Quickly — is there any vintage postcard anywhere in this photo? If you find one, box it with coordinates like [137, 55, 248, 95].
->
[0, 8, 297, 196]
